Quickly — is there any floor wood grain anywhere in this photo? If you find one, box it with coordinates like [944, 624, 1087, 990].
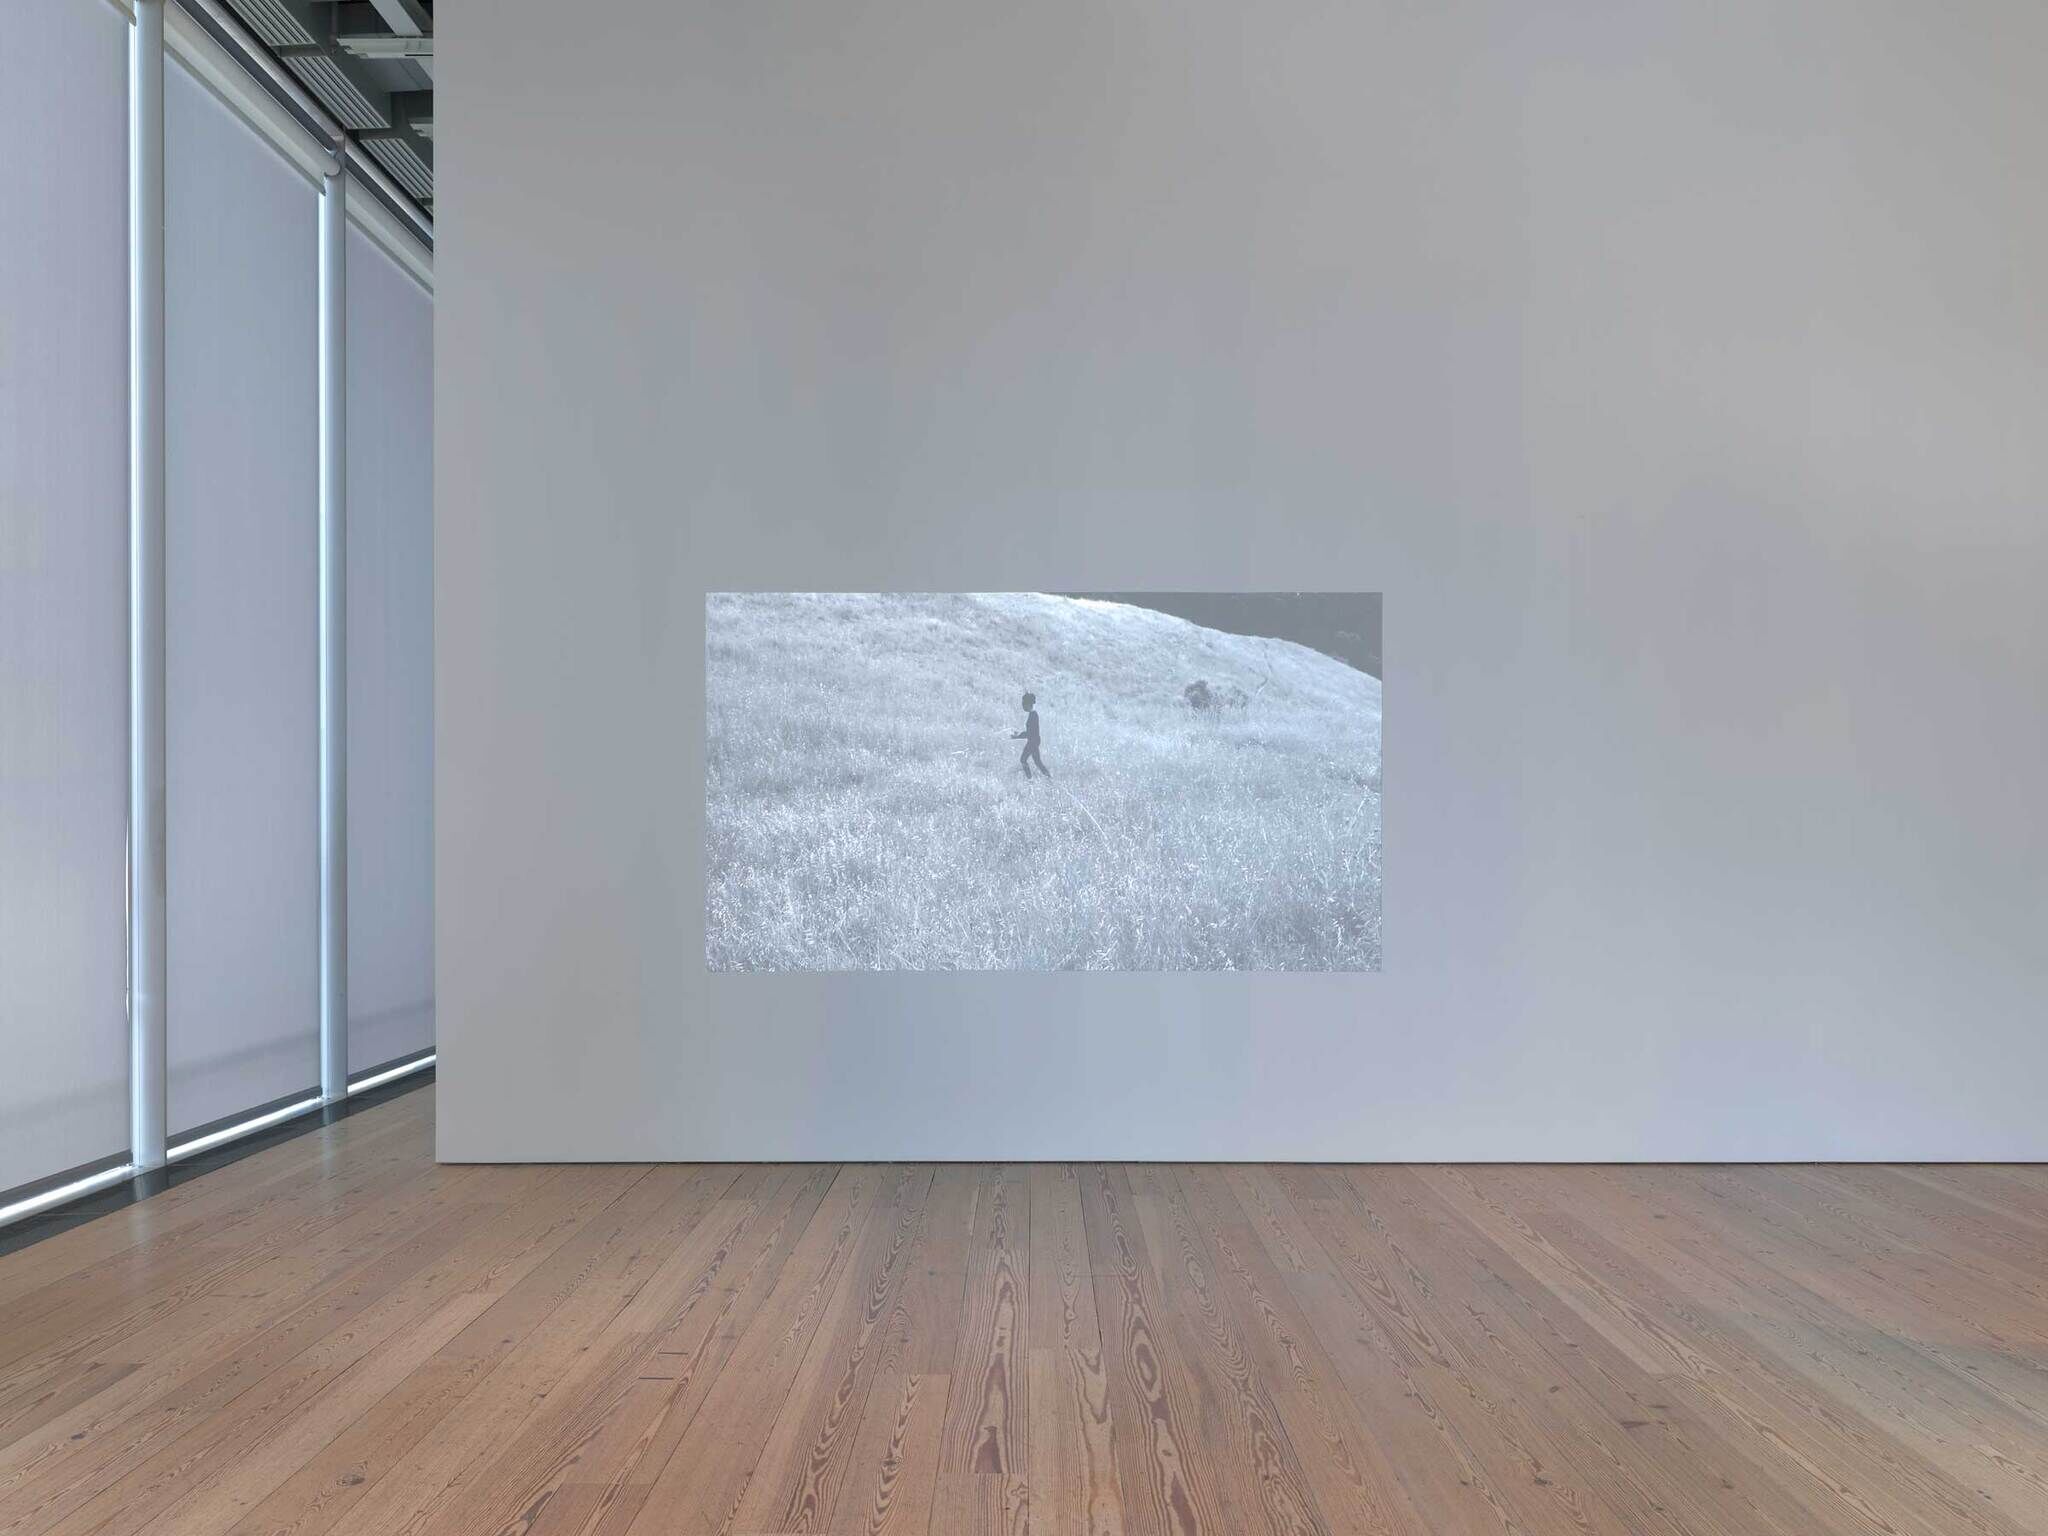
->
[2, 1089, 2044, 1535]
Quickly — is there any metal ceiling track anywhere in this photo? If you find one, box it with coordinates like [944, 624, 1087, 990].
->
[173, 0, 433, 249]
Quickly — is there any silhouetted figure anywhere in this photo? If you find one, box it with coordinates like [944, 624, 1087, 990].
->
[1012, 691, 1049, 778]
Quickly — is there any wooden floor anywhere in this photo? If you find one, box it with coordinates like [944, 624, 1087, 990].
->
[3, 1090, 2047, 1535]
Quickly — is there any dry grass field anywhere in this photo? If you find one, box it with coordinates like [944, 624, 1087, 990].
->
[705, 592, 1381, 970]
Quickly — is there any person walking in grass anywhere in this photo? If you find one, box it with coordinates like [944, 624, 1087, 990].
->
[1013, 691, 1050, 779]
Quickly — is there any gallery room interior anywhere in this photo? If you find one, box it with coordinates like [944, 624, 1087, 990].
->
[3, 1, 2045, 1532]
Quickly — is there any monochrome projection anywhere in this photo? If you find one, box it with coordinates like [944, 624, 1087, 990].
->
[705, 592, 1382, 972]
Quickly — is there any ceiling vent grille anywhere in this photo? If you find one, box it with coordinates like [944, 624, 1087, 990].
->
[285, 54, 388, 131]
[364, 136, 434, 203]
[223, 0, 315, 49]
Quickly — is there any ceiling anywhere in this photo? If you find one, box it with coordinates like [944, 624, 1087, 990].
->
[222, 0, 433, 215]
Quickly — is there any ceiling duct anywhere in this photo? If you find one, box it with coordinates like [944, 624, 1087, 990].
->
[283, 51, 388, 131]
[223, 0, 313, 49]
[364, 136, 433, 204]
[220, 0, 431, 202]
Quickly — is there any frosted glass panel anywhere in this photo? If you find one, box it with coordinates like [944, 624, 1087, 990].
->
[0, 0, 130, 1192]
[346, 228, 434, 1072]
[164, 61, 321, 1135]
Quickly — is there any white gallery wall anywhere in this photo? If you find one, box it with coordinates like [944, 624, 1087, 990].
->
[438, 0, 2048, 1160]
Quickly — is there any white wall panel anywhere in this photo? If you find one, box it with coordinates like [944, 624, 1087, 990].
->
[441, 0, 2048, 1161]
[164, 58, 321, 1135]
[346, 227, 434, 1072]
[0, 0, 131, 1192]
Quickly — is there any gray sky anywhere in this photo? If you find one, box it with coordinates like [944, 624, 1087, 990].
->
[1063, 593, 1381, 679]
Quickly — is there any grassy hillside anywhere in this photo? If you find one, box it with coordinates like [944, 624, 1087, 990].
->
[705, 592, 1382, 971]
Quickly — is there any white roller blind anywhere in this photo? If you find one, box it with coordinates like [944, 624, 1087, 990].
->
[164, 59, 321, 1135]
[346, 227, 434, 1073]
[0, 0, 131, 1193]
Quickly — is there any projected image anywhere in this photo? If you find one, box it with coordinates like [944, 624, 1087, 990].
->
[705, 592, 1382, 972]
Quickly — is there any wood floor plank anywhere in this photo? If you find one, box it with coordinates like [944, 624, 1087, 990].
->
[1409, 1164, 1862, 1536]
[219, 1174, 630, 1536]
[728, 1164, 938, 1533]
[1893, 1165, 2048, 1231]
[1143, 1166, 1329, 1536]
[362, 1163, 831, 1536]
[132, 1288, 501, 1534]
[938, 1163, 1030, 1483]
[1078, 1162, 1226, 1536]
[1284, 1165, 1647, 1536]
[365, 1163, 745, 1534]
[1491, 1165, 2040, 1536]
[928, 1470, 1031, 1535]
[825, 1369, 948, 1536]
[3, 1092, 2045, 1536]
[0, 1167, 592, 1512]
[1754, 1165, 2048, 1322]
[1168, 1166, 1425, 1536]
[624, 1165, 895, 1534]
[873, 1163, 976, 1380]
[306, 1163, 736, 1536]
[553, 1164, 845, 1534]
[13, 1185, 508, 1536]
[1341, 1166, 1774, 1536]
[1254, 1166, 1587, 1536]
[1614, 1162, 2048, 1428]
[0, 1159, 532, 1527]
[825, 1167, 981, 1534]
[1024, 1164, 1122, 1536]
[1580, 1164, 2048, 1524]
